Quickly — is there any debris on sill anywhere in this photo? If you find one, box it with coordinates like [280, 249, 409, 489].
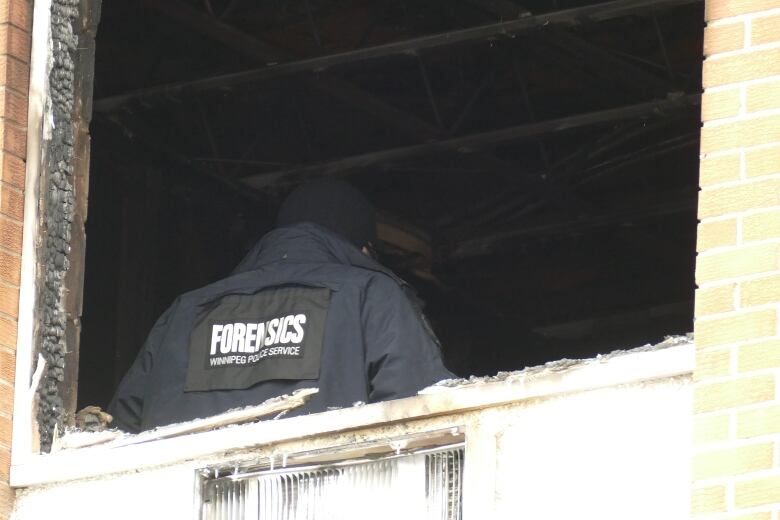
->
[419, 334, 693, 393]
[75, 406, 113, 432]
[48, 335, 692, 451]
[325, 400, 365, 412]
[50, 388, 318, 453]
[52, 428, 123, 451]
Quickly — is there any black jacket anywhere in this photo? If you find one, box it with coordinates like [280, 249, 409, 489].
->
[108, 223, 453, 432]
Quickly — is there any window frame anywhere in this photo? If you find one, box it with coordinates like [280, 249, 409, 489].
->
[9, 0, 694, 494]
[12, 0, 54, 468]
[195, 439, 467, 519]
[9, 343, 692, 488]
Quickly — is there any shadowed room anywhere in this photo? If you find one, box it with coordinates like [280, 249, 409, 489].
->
[77, 0, 704, 408]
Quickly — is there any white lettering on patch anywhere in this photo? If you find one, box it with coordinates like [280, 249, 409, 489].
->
[207, 313, 307, 368]
[291, 314, 306, 343]
[210, 324, 223, 355]
[220, 324, 233, 354]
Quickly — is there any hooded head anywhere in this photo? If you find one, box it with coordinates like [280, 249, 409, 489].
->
[276, 178, 377, 249]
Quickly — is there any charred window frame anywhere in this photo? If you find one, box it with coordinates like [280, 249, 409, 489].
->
[13, 0, 99, 458]
[12, 0, 702, 457]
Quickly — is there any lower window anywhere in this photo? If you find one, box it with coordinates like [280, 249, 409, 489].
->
[199, 444, 464, 520]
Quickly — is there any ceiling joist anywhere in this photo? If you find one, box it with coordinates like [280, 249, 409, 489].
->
[94, 0, 702, 112]
[240, 93, 701, 189]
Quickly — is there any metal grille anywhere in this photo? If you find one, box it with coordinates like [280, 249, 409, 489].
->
[201, 446, 464, 520]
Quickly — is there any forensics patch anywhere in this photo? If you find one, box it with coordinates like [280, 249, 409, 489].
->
[184, 285, 331, 392]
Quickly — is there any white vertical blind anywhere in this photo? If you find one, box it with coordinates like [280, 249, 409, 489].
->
[201, 447, 464, 520]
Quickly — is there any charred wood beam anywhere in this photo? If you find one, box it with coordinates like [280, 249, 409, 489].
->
[445, 117, 692, 233]
[122, 0, 441, 143]
[486, 130, 699, 231]
[436, 117, 669, 231]
[449, 197, 696, 258]
[576, 132, 699, 186]
[128, 0, 517, 181]
[475, 0, 670, 92]
[240, 93, 700, 189]
[95, 0, 702, 111]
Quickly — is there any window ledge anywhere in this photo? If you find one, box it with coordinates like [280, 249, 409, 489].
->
[10, 341, 693, 488]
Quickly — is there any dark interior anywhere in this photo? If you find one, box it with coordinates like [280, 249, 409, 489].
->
[77, 0, 704, 409]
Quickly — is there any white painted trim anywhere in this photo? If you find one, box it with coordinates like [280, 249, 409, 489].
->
[9, 343, 694, 487]
[93, 388, 318, 450]
[12, 0, 53, 467]
[462, 418, 498, 519]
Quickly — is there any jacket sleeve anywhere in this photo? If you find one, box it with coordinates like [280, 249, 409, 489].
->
[107, 300, 179, 433]
[362, 275, 454, 402]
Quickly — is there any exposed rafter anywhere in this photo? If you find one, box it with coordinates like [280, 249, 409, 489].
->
[94, 0, 702, 112]
[113, 0, 441, 143]
[118, 0, 525, 182]
[240, 93, 701, 189]
[449, 197, 695, 258]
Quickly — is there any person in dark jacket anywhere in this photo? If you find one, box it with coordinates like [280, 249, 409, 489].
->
[108, 179, 453, 433]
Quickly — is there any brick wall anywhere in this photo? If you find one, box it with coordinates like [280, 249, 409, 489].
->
[693, 1, 780, 518]
[0, 0, 29, 517]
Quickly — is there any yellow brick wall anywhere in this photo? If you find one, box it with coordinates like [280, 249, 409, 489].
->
[694, 1, 780, 518]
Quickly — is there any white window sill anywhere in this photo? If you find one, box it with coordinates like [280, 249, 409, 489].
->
[10, 342, 693, 488]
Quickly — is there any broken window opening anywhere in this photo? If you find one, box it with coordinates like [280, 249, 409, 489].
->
[26, 0, 704, 445]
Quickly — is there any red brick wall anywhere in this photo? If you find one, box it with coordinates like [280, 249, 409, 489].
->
[0, 0, 30, 516]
